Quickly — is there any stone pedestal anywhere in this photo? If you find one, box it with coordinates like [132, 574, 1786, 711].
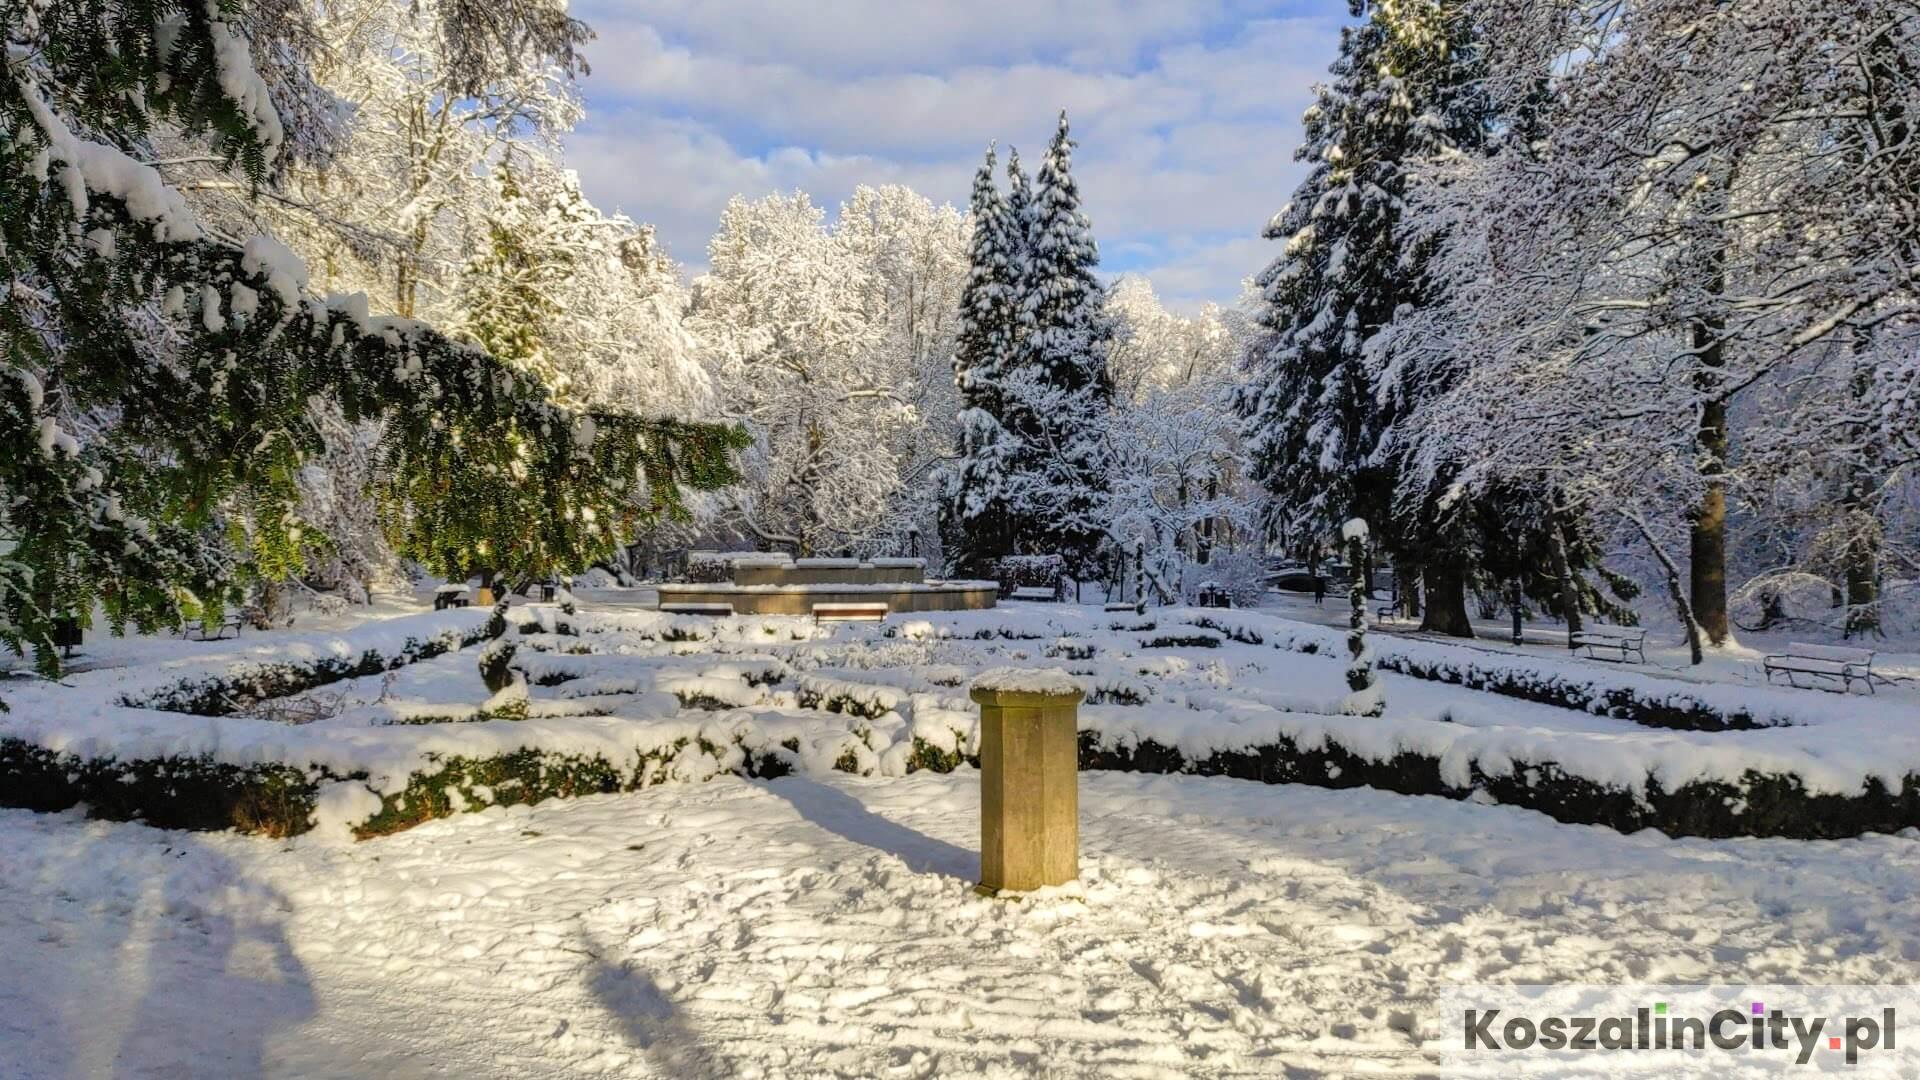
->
[970, 684, 1083, 895]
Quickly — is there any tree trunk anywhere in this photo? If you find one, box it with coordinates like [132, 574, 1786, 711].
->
[1689, 170, 1732, 647]
[1843, 519, 1880, 638]
[1342, 528, 1384, 716]
[1508, 581, 1524, 645]
[1394, 560, 1422, 619]
[1627, 514, 1703, 665]
[1841, 329, 1882, 639]
[1689, 462, 1730, 646]
[1419, 561, 1474, 638]
[1550, 518, 1583, 642]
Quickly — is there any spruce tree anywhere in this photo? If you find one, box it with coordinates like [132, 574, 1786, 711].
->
[1236, 0, 1490, 635]
[1008, 112, 1114, 572]
[940, 145, 1022, 575]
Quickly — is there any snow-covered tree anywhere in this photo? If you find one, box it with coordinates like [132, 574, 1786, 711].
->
[0, 0, 742, 672]
[1236, 0, 1491, 636]
[1003, 112, 1115, 572]
[1107, 277, 1240, 404]
[941, 145, 1024, 574]
[1096, 279, 1258, 598]
[692, 192, 901, 555]
[1384, 0, 1920, 651]
[835, 184, 969, 558]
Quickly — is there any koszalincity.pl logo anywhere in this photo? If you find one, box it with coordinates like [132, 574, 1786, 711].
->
[1462, 998, 1896, 1066]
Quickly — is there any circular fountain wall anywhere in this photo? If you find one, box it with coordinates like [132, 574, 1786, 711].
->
[657, 556, 997, 616]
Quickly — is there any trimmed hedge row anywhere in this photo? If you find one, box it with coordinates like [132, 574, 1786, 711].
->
[122, 620, 497, 717]
[1073, 732, 1920, 840]
[1368, 652, 1780, 731]
[12, 717, 1918, 840]
[0, 734, 792, 839]
[1, 739, 328, 837]
[1180, 613, 1790, 732]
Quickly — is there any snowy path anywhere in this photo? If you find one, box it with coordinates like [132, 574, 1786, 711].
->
[7, 773, 1920, 1078]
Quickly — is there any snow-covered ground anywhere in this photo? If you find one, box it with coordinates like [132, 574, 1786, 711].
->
[7, 596, 1920, 1077]
[1263, 589, 1920, 691]
[10, 770, 1920, 1078]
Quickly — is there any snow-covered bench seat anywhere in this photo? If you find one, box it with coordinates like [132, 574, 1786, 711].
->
[660, 602, 734, 617]
[813, 602, 887, 623]
[1764, 643, 1876, 694]
[1010, 586, 1059, 602]
[1569, 623, 1646, 663]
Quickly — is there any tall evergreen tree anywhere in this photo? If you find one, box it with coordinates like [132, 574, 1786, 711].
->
[1236, 0, 1490, 635]
[940, 144, 1022, 574]
[1008, 112, 1115, 571]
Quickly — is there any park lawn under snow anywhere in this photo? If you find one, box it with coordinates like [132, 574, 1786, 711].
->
[8, 598, 1920, 833]
[7, 770, 1920, 1078]
[6, 599, 1920, 1075]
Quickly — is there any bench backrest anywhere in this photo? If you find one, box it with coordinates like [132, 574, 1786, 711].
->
[1785, 642, 1873, 664]
[1580, 623, 1643, 637]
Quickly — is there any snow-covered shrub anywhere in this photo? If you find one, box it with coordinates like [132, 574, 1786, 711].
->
[123, 614, 494, 716]
[1045, 637, 1097, 660]
[1370, 652, 1785, 731]
[797, 675, 905, 719]
[1073, 730, 1920, 841]
[1140, 628, 1222, 649]
[993, 554, 1067, 598]
[1182, 553, 1267, 608]
[1181, 613, 1270, 646]
[685, 552, 738, 583]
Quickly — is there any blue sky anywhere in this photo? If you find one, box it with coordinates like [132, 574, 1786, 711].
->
[562, 1, 1346, 311]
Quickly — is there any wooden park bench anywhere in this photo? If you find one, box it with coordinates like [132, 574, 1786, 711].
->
[1196, 584, 1233, 609]
[1569, 622, 1647, 663]
[813, 602, 887, 623]
[1764, 642, 1878, 694]
[1010, 586, 1059, 602]
[432, 584, 471, 610]
[660, 602, 735, 617]
[183, 614, 245, 641]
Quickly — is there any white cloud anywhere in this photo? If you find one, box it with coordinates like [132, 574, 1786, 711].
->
[561, 1, 1343, 305]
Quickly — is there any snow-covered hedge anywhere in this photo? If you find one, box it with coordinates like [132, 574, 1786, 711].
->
[1369, 651, 1787, 731]
[1075, 730, 1920, 841]
[8, 602, 1911, 842]
[0, 704, 896, 839]
[12, 683, 1920, 840]
[1178, 610, 1839, 732]
[797, 675, 905, 719]
[116, 611, 496, 716]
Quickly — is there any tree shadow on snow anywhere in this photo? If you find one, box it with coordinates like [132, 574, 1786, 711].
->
[582, 935, 725, 1075]
[760, 774, 975, 880]
[3, 814, 315, 1079]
